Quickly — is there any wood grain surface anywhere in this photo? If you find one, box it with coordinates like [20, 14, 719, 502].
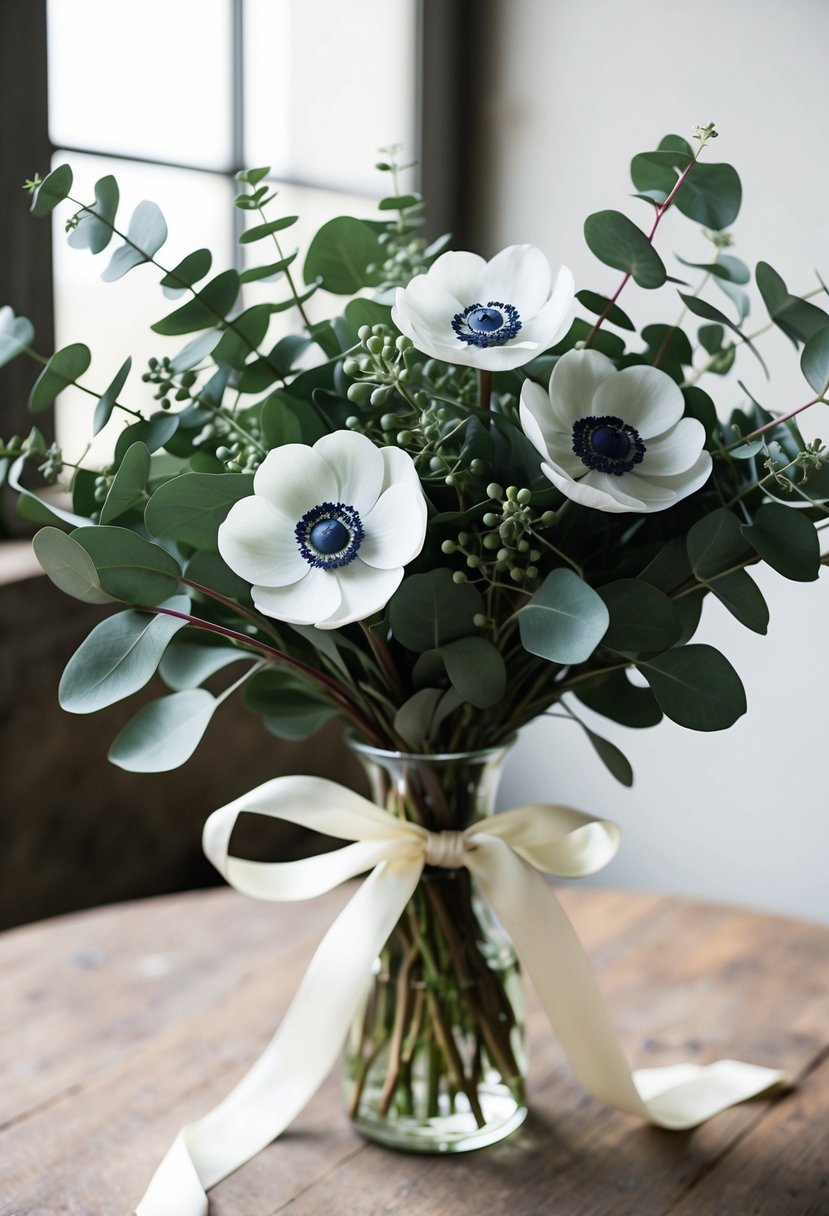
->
[1, 886, 827, 1215]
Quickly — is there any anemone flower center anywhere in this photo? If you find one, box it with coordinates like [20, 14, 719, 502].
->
[295, 502, 364, 569]
[571, 414, 646, 477]
[452, 300, 522, 348]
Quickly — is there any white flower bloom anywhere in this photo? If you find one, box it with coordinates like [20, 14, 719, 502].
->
[218, 431, 427, 629]
[519, 349, 712, 513]
[391, 245, 574, 372]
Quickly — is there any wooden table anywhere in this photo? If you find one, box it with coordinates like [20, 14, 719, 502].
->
[2, 886, 828, 1215]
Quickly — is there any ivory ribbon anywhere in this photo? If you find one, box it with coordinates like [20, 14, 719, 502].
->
[135, 776, 785, 1215]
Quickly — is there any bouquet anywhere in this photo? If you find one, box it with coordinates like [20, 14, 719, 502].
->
[1, 124, 823, 1202]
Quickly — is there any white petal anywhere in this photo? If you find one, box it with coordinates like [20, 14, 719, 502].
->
[218, 496, 307, 587]
[252, 566, 341, 626]
[480, 245, 551, 316]
[360, 482, 427, 569]
[593, 470, 674, 510]
[253, 444, 337, 518]
[379, 443, 420, 493]
[634, 450, 713, 503]
[541, 461, 638, 513]
[393, 273, 465, 330]
[426, 250, 487, 303]
[517, 267, 575, 349]
[592, 364, 684, 437]
[317, 560, 404, 629]
[313, 430, 384, 515]
[520, 383, 585, 476]
[641, 418, 706, 475]
[548, 348, 617, 427]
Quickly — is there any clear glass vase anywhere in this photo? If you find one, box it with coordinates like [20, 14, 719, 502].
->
[343, 738, 528, 1153]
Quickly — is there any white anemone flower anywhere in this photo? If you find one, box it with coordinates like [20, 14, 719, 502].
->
[519, 348, 712, 513]
[218, 431, 427, 629]
[391, 245, 574, 372]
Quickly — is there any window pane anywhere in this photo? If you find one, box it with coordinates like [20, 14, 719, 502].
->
[47, 0, 234, 170]
[53, 153, 235, 466]
[244, 0, 419, 194]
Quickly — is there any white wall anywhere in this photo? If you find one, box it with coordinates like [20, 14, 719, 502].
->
[477, 0, 829, 923]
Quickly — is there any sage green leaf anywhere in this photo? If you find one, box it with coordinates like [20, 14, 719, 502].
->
[638, 537, 692, 595]
[675, 253, 749, 284]
[393, 687, 464, 748]
[73, 525, 182, 604]
[93, 356, 132, 435]
[0, 306, 34, 369]
[99, 442, 150, 523]
[243, 670, 338, 741]
[583, 211, 666, 288]
[113, 414, 179, 464]
[31, 164, 73, 216]
[59, 595, 191, 713]
[800, 325, 829, 395]
[598, 579, 682, 655]
[303, 217, 383, 294]
[630, 146, 689, 199]
[741, 502, 820, 581]
[212, 304, 274, 369]
[260, 389, 327, 448]
[151, 270, 240, 336]
[343, 298, 394, 342]
[566, 712, 634, 787]
[674, 162, 742, 230]
[519, 568, 609, 664]
[710, 571, 769, 634]
[756, 262, 829, 346]
[637, 644, 746, 730]
[239, 215, 298, 244]
[185, 550, 251, 601]
[8, 457, 89, 527]
[28, 343, 91, 412]
[109, 689, 217, 771]
[686, 508, 752, 580]
[389, 570, 484, 653]
[169, 330, 223, 374]
[144, 472, 253, 550]
[378, 193, 423, 212]
[413, 637, 507, 709]
[160, 640, 250, 691]
[678, 293, 767, 374]
[238, 251, 298, 285]
[32, 526, 115, 604]
[160, 248, 212, 297]
[574, 669, 662, 728]
[102, 200, 167, 281]
[67, 175, 119, 254]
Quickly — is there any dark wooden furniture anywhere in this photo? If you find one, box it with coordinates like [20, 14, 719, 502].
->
[3, 886, 828, 1214]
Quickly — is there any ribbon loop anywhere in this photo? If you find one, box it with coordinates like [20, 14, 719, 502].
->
[136, 775, 787, 1216]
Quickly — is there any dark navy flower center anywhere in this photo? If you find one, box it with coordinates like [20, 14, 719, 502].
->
[571, 415, 646, 476]
[452, 300, 522, 348]
[296, 502, 363, 569]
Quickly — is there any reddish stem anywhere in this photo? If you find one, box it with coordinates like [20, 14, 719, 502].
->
[742, 395, 823, 442]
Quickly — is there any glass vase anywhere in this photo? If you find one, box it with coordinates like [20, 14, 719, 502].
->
[343, 738, 528, 1153]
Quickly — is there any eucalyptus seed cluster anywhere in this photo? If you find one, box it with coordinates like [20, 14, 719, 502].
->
[344, 324, 413, 413]
[442, 484, 554, 588]
[0, 427, 63, 482]
[214, 427, 265, 475]
[141, 356, 199, 411]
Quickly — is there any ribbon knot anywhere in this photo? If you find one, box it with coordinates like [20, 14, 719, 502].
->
[136, 773, 787, 1216]
[424, 828, 467, 869]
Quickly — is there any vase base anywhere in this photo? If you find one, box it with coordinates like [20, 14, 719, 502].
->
[351, 1085, 528, 1154]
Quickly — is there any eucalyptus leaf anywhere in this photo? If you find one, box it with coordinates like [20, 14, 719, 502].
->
[756, 262, 829, 346]
[113, 414, 179, 464]
[31, 164, 73, 216]
[102, 200, 167, 282]
[519, 569, 609, 664]
[32, 526, 115, 604]
[710, 570, 769, 634]
[109, 689, 217, 771]
[151, 270, 240, 336]
[741, 502, 820, 581]
[303, 217, 383, 294]
[169, 330, 223, 374]
[678, 294, 767, 374]
[598, 579, 682, 655]
[144, 472, 253, 550]
[159, 639, 251, 690]
[242, 669, 339, 741]
[573, 669, 662, 728]
[99, 442, 150, 524]
[564, 711, 634, 787]
[8, 456, 90, 528]
[686, 508, 752, 580]
[674, 161, 742, 230]
[67, 175, 119, 254]
[28, 344, 92, 412]
[59, 595, 191, 713]
[389, 570, 483, 653]
[637, 644, 746, 730]
[160, 249, 212, 297]
[239, 215, 298, 244]
[93, 356, 132, 435]
[73, 525, 182, 604]
[575, 289, 635, 331]
[800, 325, 829, 395]
[0, 306, 34, 369]
[414, 637, 507, 709]
[583, 211, 666, 289]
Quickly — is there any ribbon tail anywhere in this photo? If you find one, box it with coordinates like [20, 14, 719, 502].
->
[135, 858, 422, 1216]
[468, 840, 786, 1130]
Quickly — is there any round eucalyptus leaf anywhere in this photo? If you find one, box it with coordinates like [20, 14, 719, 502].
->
[102, 200, 168, 282]
[0, 306, 35, 369]
[151, 270, 240, 337]
[67, 175, 119, 254]
[144, 472, 253, 550]
[583, 210, 666, 289]
[31, 164, 73, 216]
[598, 579, 682, 656]
[99, 442, 150, 524]
[389, 570, 483, 653]
[32, 526, 114, 604]
[304, 217, 383, 294]
[686, 508, 752, 580]
[710, 571, 769, 635]
[519, 569, 609, 665]
[741, 503, 820, 582]
[28, 344, 92, 412]
[159, 640, 250, 691]
[73, 525, 182, 604]
[636, 644, 746, 731]
[800, 325, 829, 395]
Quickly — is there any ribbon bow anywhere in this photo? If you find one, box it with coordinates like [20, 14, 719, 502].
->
[136, 776, 785, 1215]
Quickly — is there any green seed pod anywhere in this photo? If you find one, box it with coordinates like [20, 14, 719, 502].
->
[466, 553, 480, 569]
[510, 567, 524, 583]
[541, 510, 556, 527]
[440, 540, 456, 555]
[343, 359, 361, 377]
[380, 413, 398, 431]
[357, 325, 372, 342]
[517, 487, 532, 505]
[526, 565, 539, 580]
[396, 430, 413, 445]
[473, 613, 488, 628]
[370, 386, 391, 407]
[347, 382, 374, 403]
[506, 485, 519, 501]
[452, 570, 467, 584]
[486, 482, 504, 501]
[482, 533, 500, 550]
